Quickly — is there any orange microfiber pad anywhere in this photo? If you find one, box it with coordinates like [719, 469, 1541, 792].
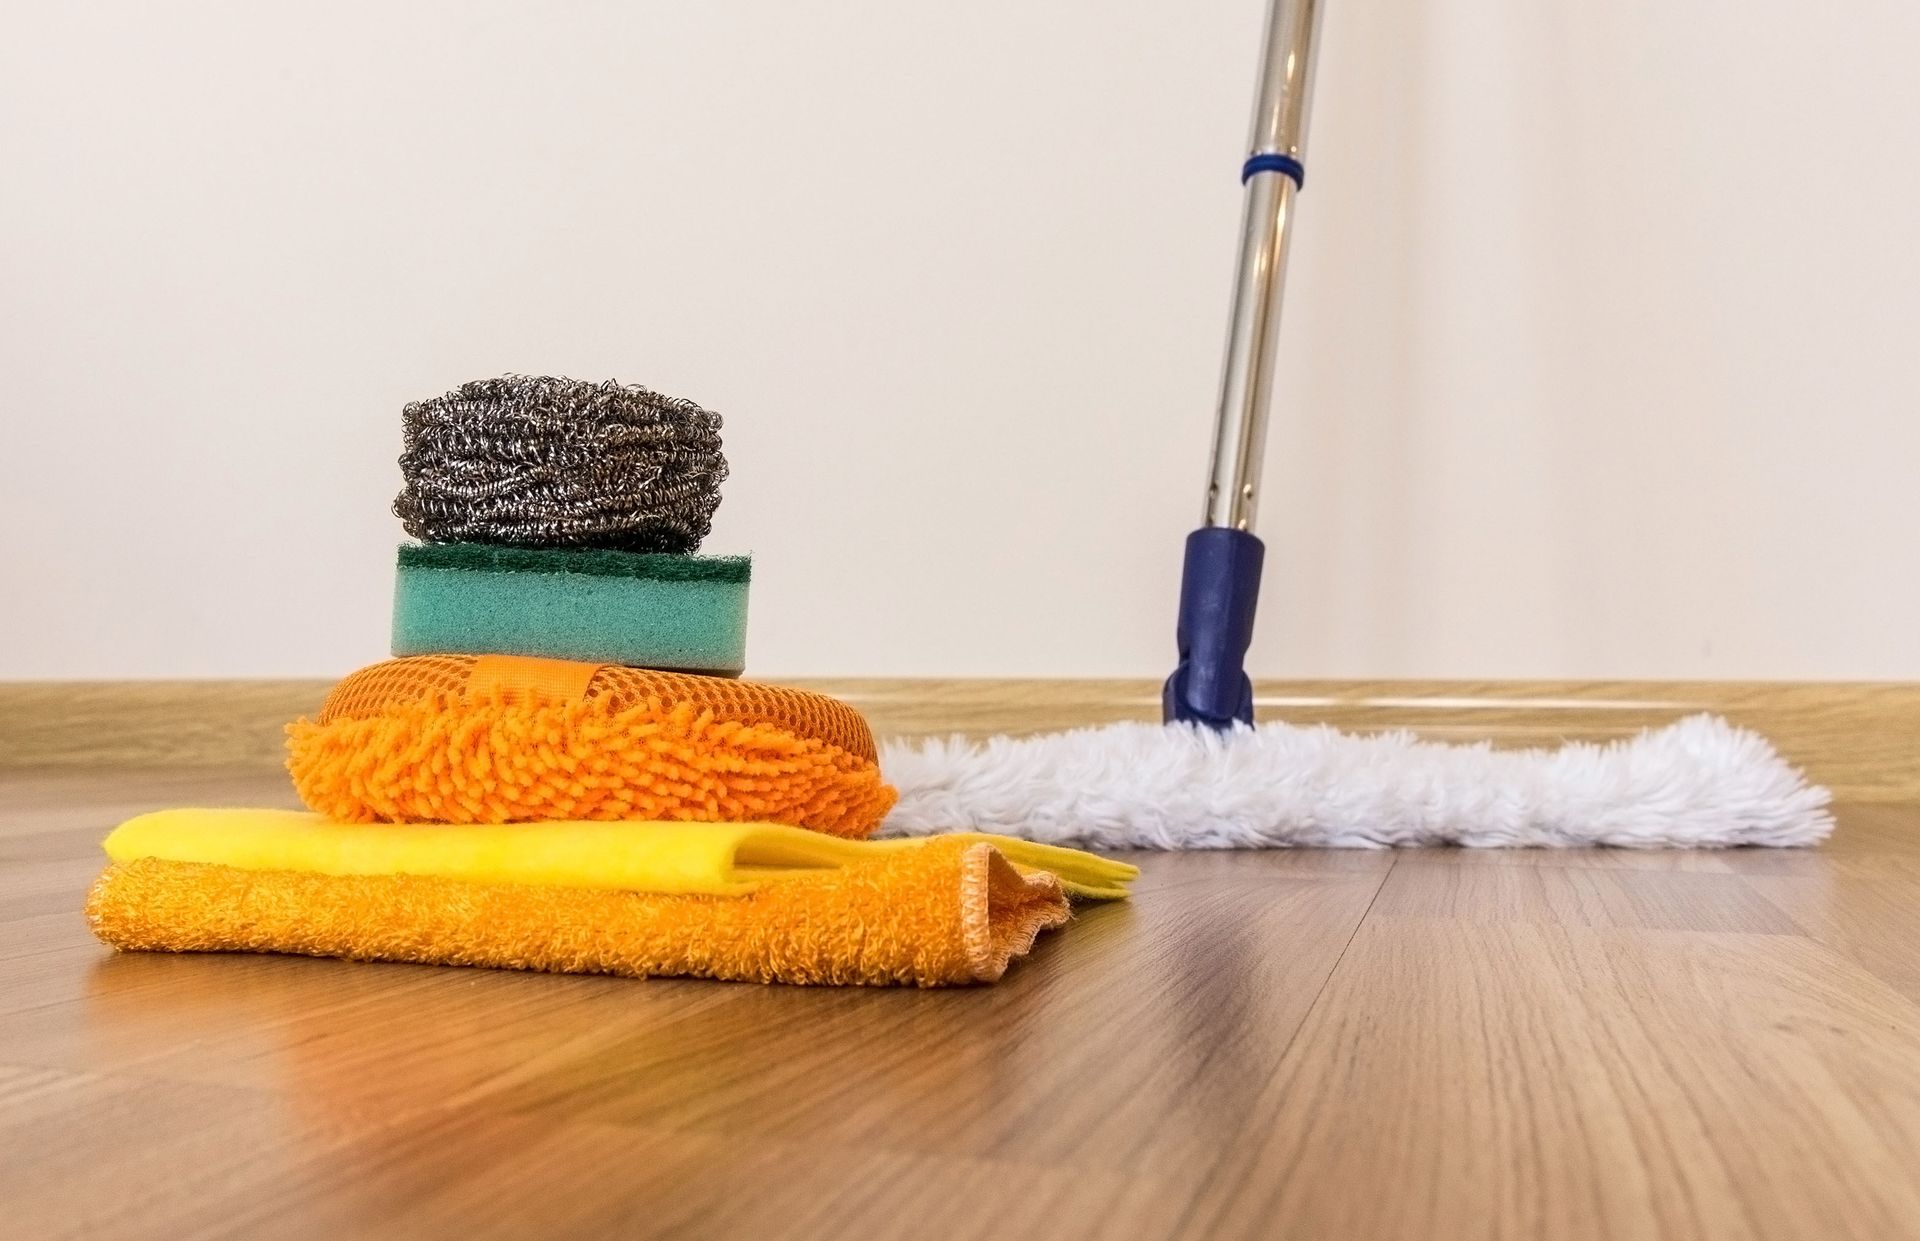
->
[286, 654, 895, 837]
[87, 837, 1071, 987]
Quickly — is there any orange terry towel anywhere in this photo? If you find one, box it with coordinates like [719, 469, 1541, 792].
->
[88, 837, 1104, 987]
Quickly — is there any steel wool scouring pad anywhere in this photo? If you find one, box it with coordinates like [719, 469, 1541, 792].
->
[392, 542, 750, 673]
[394, 375, 728, 554]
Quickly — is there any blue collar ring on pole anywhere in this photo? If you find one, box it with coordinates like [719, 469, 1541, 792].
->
[1241, 153, 1305, 188]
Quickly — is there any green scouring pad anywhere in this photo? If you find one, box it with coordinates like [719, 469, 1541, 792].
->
[392, 543, 749, 673]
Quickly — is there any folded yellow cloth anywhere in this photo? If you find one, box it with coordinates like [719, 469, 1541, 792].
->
[102, 809, 1137, 899]
[87, 811, 1138, 987]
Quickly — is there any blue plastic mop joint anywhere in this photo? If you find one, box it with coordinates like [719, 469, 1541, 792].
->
[1163, 526, 1265, 728]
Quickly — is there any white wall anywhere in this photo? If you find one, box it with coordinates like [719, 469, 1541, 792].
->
[4, 1, 1918, 680]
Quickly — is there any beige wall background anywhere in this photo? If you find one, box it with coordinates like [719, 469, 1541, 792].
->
[3, 1, 1917, 680]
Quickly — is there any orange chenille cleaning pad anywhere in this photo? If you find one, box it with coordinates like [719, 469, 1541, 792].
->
[286, 654, 896, 837]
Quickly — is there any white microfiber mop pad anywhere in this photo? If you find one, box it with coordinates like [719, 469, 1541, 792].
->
[878, 714, 1833, 849]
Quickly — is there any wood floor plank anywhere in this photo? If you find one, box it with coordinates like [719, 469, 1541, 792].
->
[4, 769, 1918, 1239]
[1742, 873, 1920, 1007]
[1176, 916, 1920, 1241]
[459, 858, 1389, 1174]
[0, 766, 299, 838]
[1373, 857, 1806, 934]
[0, 855, 103, 921]
[1, 951, 739, 1123]
[200, 1107, 1193, 1241]
[0, 1062, 381, 1240]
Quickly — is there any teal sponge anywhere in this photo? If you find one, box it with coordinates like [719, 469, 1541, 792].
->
[392, 543, 749, 673]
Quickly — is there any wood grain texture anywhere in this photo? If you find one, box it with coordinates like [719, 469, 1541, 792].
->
[6, 764, 1920, 1240]
[0, 680, 331, 769]
[5, 677, 1919, 801]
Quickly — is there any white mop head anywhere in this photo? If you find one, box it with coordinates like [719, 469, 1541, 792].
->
[879, 714, 1833, 849]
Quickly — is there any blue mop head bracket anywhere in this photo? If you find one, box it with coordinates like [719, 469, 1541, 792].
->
[1162, 526, 1265, 729]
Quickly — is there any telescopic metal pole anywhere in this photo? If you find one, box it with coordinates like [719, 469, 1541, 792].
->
[1164, 0, 1325, 728]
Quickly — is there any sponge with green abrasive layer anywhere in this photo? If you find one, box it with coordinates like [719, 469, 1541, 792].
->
[391, 543, 750, 673]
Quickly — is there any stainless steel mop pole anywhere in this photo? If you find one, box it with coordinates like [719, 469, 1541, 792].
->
[1164, 0, 1325, 728]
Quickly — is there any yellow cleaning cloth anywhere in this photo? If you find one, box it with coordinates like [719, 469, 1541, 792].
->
[102, 809, 1138, 900]
[88, 840, 1116, 987]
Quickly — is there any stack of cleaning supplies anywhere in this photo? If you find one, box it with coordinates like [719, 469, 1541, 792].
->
[87, 376, 1134, 986]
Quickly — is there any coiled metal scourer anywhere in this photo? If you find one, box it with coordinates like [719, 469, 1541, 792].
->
[394, 375, 727, 555]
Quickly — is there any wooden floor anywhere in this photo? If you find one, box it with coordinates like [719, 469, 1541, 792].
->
[5, 765, 1920, 1241]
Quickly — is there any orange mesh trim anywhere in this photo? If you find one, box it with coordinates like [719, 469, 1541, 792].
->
[286, 694, 896, 838]
[317, 656, 876, 762]
[319, 654, 473, 720]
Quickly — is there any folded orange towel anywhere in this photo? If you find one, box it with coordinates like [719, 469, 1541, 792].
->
[87, 837, 1085, 987]
[287, 655, 895, 837]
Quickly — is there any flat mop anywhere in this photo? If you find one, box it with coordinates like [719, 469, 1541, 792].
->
[881, 0, 1833, 850]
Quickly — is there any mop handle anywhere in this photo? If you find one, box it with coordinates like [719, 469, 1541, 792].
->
[1202, 0, 1325, 533]
[1164, 0, 1324, 728]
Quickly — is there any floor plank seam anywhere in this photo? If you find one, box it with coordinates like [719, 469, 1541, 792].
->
[1163, 855, 1400, 1240]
